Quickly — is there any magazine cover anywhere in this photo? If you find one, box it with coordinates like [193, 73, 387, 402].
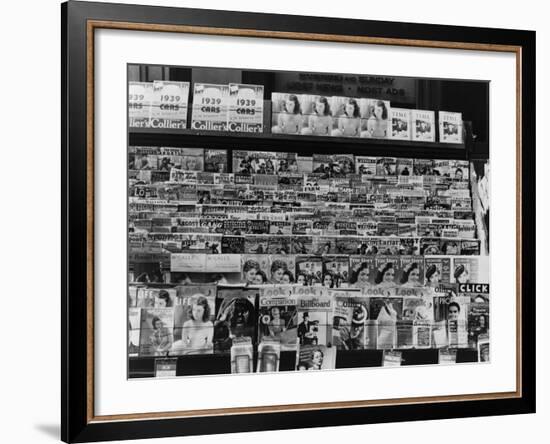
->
[312, 154, 355, 178]
[271, 92, 304, 135]
[413, 158, 434, 175]
[247, 220, 271, 235]
[241, 254, 271, 286]
[348, 256, 376, 288]
[223, 219, 247, 235]
[332, 290, 370, 350]
[397, 256, 424, 288]
[448, 319, 468, 348]
[449, 159, 469, 180]
[435, 295, 468, 348]
[295, 255, 323, 286]
[330, 96, 362, 138]
[135, 287, 177, 308]
[322, 255, 350, 288]
[334, 236, 362, 255]
[180, 233, 222, 254]
[460, 239, 481, 255]
[369, 296, 403, 349]
[432, 159, 451, 177]
[278, 152, 300, 174]
[372, 257, 400, 288]
[297, 155, 313, 173]
[230, 337, 254, 373]
[166, 147, 203, 171]
[296, 289, 333, 347]
[355, 156, 377, 175]
[390, 107, 412, 140]
[171, 292, 215, 355]
[439, 111, 463, 143]
[291, 236, 314, 255]
[266, 235, 292, 255]
[376, 157, 397, 176]
[257, 286, 298, 351]
[204, 149, 228, 173]
[139, 307, 175, 357]
[269, 221, 293, 235]
[244, 235, 269, 255]
[396, 320, 414, 349]
[414, 320, 433, 348]
[424, 256, 452, 286]
[451, 256, 490, 284]
[467, 302, 490, 350]
[221, 235, 245, 254]
[300, 95, 333, 137]
[412, 109, 436, 141]
[233, 150, 278, 175]
[191, 83, 229, 131]
[129, 150, 158, 170]
[313, 235, 337, 254]
[454, 219, 476, 239]
[213, 287, 258, 354]
[169, 169, 197, 184]
[256, 339, 281, 373]
[402, 296, 434, 321]
[296, 344, 336, 371]
[396, 158, 414, 176]
[269, 255, 296, 285]
[205, 254, 242, 285]
[420, 237, 442, 255]
[228, 83, 264, 133]
[128, 81, 154, 127]
[150, 81, 190, 130]
[359, 98, 391, 139]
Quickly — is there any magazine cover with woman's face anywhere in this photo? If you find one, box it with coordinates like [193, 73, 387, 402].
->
[271, 92, 304, 135]
[241, 254, 270, 286]
[139, 307, 175, 357]
[301, 94, 333, 137]
[330, 96, 361, 138]
[296, 344, 336, 371]
[359, 98, 391, 139]
[171, 292, 215, 355]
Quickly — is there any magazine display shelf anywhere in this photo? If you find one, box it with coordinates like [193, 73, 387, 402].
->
[129, 128, 471, 160]
[127, 121, 486, 378]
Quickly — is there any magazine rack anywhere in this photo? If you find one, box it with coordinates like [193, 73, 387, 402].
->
[127, 64, 486, 378]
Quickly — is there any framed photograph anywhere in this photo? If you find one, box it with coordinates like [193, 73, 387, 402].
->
[62, 1, 535, 442]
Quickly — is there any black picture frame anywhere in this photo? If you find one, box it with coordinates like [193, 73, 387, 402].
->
[62, 1, 536, 442]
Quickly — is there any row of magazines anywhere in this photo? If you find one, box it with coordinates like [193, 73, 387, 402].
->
[129, 81, 463, 142]
[131, 236, 481, 257]
[129, 147, 471, 178]
[128, 284, 490, 373]
[131, 254, 488, 290]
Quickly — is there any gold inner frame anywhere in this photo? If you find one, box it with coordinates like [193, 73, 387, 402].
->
[85, 19, 523, 423]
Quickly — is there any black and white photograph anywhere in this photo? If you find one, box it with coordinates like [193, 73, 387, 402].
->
[127, 63, 491, 378]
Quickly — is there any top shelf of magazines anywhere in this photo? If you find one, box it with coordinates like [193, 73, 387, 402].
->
[128, 81, 475, 159]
